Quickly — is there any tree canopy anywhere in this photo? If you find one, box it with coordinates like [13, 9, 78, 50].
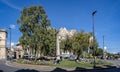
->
[60, 30, 99, 58]
[17, 6, 56, 57]
[17, 5, 100, 59]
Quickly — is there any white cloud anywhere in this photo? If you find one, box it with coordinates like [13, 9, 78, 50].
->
[10, 24, 15, 29]
[7, 42, 18, 46]
[1, 0, 21, 11]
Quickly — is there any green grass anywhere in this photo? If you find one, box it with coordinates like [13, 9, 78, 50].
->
[49, 60, 93, 68]
[16, 59, 112, 69]
[49, 60, 112, 68]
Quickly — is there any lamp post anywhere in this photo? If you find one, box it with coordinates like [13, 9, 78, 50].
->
[92, 10, 97, 68]
[9, 27, 11, 50]
[103, 35, 104, 59]
[8, 24, 15, 61]
[9, 27, 12, 61]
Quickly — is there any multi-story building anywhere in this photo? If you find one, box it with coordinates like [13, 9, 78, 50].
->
[15, 43, 24, 59]
[0, 29, 7, 59]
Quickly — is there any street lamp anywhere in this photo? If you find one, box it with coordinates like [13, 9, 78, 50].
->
[92, 10, 97, 68]
[9, 27, 12, 61]
[103, 35, 104, 59]
[8, 24, 15, 61]
[9, 27, 11, 50]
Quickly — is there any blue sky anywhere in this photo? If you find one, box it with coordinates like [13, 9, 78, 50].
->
[0, 0, 120, 53]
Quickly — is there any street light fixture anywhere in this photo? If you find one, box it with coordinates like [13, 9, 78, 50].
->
[92, 10, 97, 68]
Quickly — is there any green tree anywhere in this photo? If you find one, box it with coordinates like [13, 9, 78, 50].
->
[72, 30, 90, 58]
[45, 28, 57, 56]
[88, 32, 99, 56]
[60, 36, 73, 53]
[95, 48, 103, 56]
[17, 6, 50, 57]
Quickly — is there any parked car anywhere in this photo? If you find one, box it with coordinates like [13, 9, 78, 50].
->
[68, 55, 77, 60]
[23, 54, 30, 60]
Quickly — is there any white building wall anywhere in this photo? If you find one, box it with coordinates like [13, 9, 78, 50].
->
[0, 29, 7, 59]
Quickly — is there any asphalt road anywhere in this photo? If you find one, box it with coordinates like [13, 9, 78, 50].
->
[0, 59, 120, 72]
[107, 60, 120, 68]
[0, 60, 18, 72]
[0, 60, 41, 72]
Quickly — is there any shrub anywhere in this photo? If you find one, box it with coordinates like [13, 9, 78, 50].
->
[16, 59, 49, 65]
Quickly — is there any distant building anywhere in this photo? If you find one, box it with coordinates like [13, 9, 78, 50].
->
[15, 43, 24, 59]
[58, 27, 77, 57]
[7, 42, 24, 59]
[5, 27, 77, 59]
[0, 29, 7, 59]
[59, 27, 77, 40]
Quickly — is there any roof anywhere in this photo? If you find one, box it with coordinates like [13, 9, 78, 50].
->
[0, 29, 7, 33]
[0, 29, 6, 31]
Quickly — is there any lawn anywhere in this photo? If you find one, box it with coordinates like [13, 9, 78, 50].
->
[49, 59, 112, 69]
[16, 59, 112, 69]
[50, 60, 93, 68]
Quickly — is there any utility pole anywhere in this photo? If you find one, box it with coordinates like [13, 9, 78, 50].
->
[9, 27, 12, 61]
[92, 10, 97, 68]
[103, 35, 104, 59]
[9, 27, 11, 50]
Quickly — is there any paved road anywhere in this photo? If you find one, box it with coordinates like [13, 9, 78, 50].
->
[0, 59, 120, 72]
[0, 60, 19, 72]
[0, 60, 41, 72]
[107, 60, 120, 68]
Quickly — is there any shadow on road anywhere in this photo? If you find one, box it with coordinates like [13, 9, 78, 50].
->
[1, 66, 120, 72]
[15, 69, 39, 72]
[0, 70, 3, 72]
[50, 66, 120, 72]
[51, 67, 67, 72]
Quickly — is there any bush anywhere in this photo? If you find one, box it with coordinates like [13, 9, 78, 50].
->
[96, 60, 104, 64]
[16, 59, 30, 64]
[16, 59, 49, 65]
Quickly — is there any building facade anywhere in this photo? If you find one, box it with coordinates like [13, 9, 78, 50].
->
[58, 27, 77, 57]
[16, 44, 24, 59]
[59, 27, 77, 40]
[0, 29, 7, 59]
